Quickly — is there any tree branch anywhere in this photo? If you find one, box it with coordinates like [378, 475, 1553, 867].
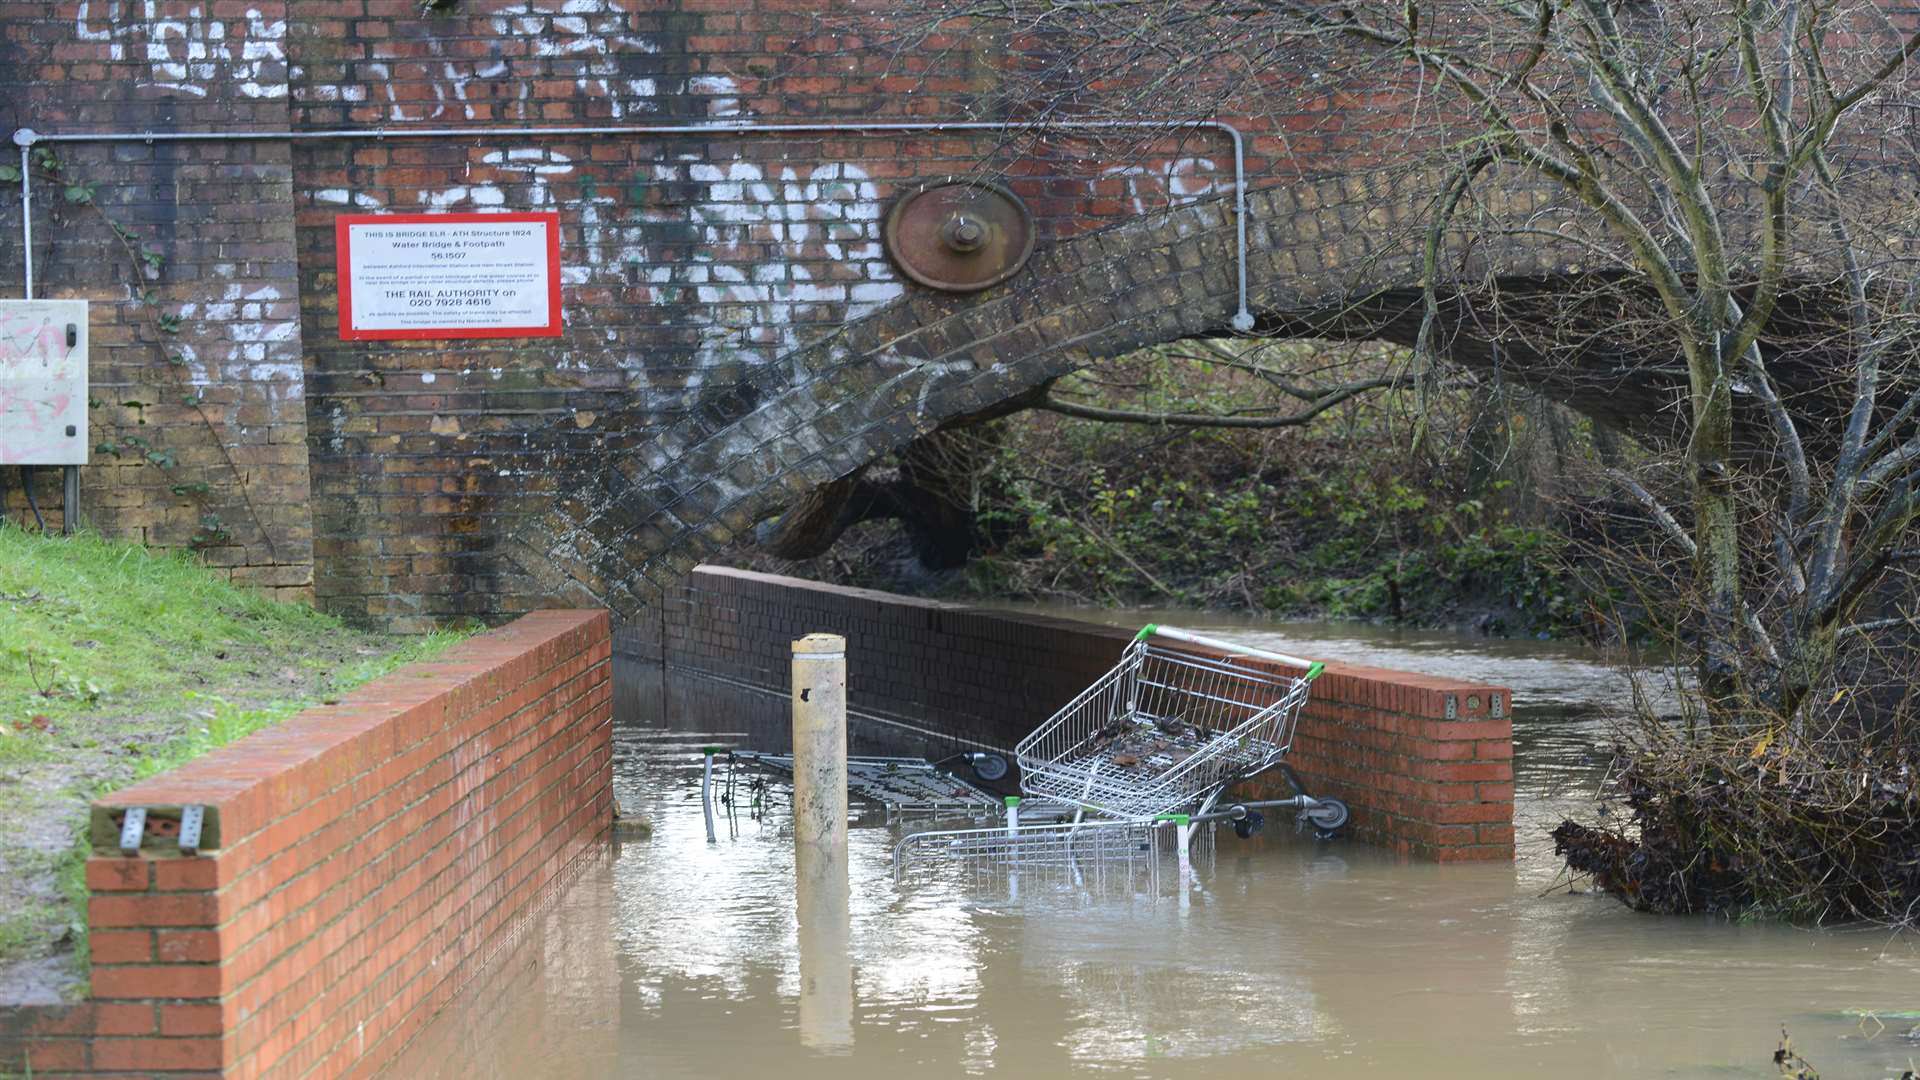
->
[1036, 375, 1403, 428]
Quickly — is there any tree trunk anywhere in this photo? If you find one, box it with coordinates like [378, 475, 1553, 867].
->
[1690, 339, 1747, 722]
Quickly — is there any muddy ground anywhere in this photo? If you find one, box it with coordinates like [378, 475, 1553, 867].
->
[0, 630, 397, 1005]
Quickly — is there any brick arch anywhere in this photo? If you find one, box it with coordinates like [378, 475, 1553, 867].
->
[499, 171, 1586, 618]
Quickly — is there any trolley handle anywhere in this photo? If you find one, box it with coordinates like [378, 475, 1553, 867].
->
[1133, 624, 1325, 681]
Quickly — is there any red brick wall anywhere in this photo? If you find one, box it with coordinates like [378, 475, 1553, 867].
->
[0, 4, 313, 599]
[630, 566, 1513, 861]
[0, 1, 1313, 626]
[6, 4, 1919, 630]
[0, 610, 613, 1079]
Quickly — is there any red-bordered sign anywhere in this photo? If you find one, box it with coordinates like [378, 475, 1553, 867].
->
[335, 212, 563, 340]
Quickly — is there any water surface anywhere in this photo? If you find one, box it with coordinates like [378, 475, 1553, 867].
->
[386, 611, 1919, 1079]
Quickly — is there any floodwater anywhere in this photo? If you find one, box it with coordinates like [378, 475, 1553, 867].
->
[385, 610, 1920, 1079]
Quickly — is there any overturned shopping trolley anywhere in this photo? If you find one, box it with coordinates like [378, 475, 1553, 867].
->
[894, 811, 1176, 890]
[734, 751, 1006, 820]
[893, 624, 1349, 883]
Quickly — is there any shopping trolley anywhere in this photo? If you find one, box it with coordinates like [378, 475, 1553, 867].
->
[892, 625, 1349, 885]
[1015, 624, 1346, 828]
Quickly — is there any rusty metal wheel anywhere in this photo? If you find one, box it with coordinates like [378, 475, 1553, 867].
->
[883, 177, 1036, 293]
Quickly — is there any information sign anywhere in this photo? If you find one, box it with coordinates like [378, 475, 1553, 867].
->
[335, 212, 562, 340]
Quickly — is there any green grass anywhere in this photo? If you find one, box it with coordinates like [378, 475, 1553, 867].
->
[48, 631, 465, 982]
[125, 632, 465, 784]
[0, 526, 342, 724]
[0, 524, 473, 991]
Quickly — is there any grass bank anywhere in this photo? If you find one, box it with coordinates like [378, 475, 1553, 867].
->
[0, 526, 467, 1004]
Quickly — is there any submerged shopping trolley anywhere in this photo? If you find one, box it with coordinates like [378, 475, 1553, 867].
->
[1017, 624, 1345, 825]
[893, 624, 1349, 885]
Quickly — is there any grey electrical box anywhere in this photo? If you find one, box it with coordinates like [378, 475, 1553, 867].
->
[0, 300, 89, 466]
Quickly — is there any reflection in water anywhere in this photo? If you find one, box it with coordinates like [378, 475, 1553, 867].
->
[795, 831, 854, 1051]
[385, 615, 1920, 1080]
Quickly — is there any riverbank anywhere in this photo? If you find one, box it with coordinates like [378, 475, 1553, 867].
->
[0, 527, 463, 1004]
[730, 353, 1604, 640]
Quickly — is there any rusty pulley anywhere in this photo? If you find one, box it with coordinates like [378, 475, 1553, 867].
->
[883, 177, 1036, 293]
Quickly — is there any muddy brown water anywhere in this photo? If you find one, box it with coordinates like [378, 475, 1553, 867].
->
[385, 611, 1920, 1079]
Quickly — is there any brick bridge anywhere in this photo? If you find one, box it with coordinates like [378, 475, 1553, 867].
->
[1, 3, 1907, 628]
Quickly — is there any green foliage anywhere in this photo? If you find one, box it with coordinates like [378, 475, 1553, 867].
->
[189, 513, 231, 549]
[960, 345, 1601, 635]
[747, 339, 1608, 637]
[128, 632, 467, 783]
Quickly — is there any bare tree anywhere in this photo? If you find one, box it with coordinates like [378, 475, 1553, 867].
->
[850, 0, 1920, 735]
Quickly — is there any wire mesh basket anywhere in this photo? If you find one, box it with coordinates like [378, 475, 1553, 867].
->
[892, 816, 1187, 893]
[1015, 625, 1323, 819]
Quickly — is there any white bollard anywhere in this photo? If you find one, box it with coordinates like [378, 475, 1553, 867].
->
[790, 634, 848, 854]
[791, 633, 851, 1050]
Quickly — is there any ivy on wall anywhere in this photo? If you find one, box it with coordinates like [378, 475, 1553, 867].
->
[2, 148, 272, 556]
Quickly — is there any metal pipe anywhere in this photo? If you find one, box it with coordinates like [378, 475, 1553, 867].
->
[62, 465, 79, 535]
[18, 143, 30, 299]
[11, 120, 1255, 329]
[699, 747, 718, 845]
[21, 465, 45, 531]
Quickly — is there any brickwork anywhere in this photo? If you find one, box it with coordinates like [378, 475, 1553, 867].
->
[500, 172, 1598, 623]
[0, 609, 614, 1079]
[0, 4, 312, 600]
[272, 2, 1288, 629]
[632, 565, 1514, 861]
[0, 0, 1540, 628]
[5, 3, 1912, 627]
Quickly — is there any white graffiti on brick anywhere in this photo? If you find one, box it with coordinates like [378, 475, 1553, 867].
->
[406, 152, 902, 385]
[313, 189, 386, 211]
[74, 2, 286, 99]
[1100, 157, 1223, 214]
[167, 285, 302, 396]
[344, 1, 739, 122]
[631, 159, 902, 383]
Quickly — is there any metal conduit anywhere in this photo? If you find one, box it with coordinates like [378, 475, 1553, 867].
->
[11, 120, 1255, 330]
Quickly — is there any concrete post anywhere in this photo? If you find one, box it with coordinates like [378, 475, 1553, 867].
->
[791, 633, 851, 1049]
[790, 633, 848, 853]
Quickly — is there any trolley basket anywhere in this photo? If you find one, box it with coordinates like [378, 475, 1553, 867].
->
[1014, 624, 1323, 819]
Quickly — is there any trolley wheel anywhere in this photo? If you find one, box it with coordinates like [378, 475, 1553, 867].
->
[969, 752, 1010, 782]
[1305, 798, 1350, 836]
[1232, 809, 1266, 839]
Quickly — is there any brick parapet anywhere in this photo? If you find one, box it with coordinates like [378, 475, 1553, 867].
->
[0, 609, 613, 1079]
[639, 565, 1514, 861]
